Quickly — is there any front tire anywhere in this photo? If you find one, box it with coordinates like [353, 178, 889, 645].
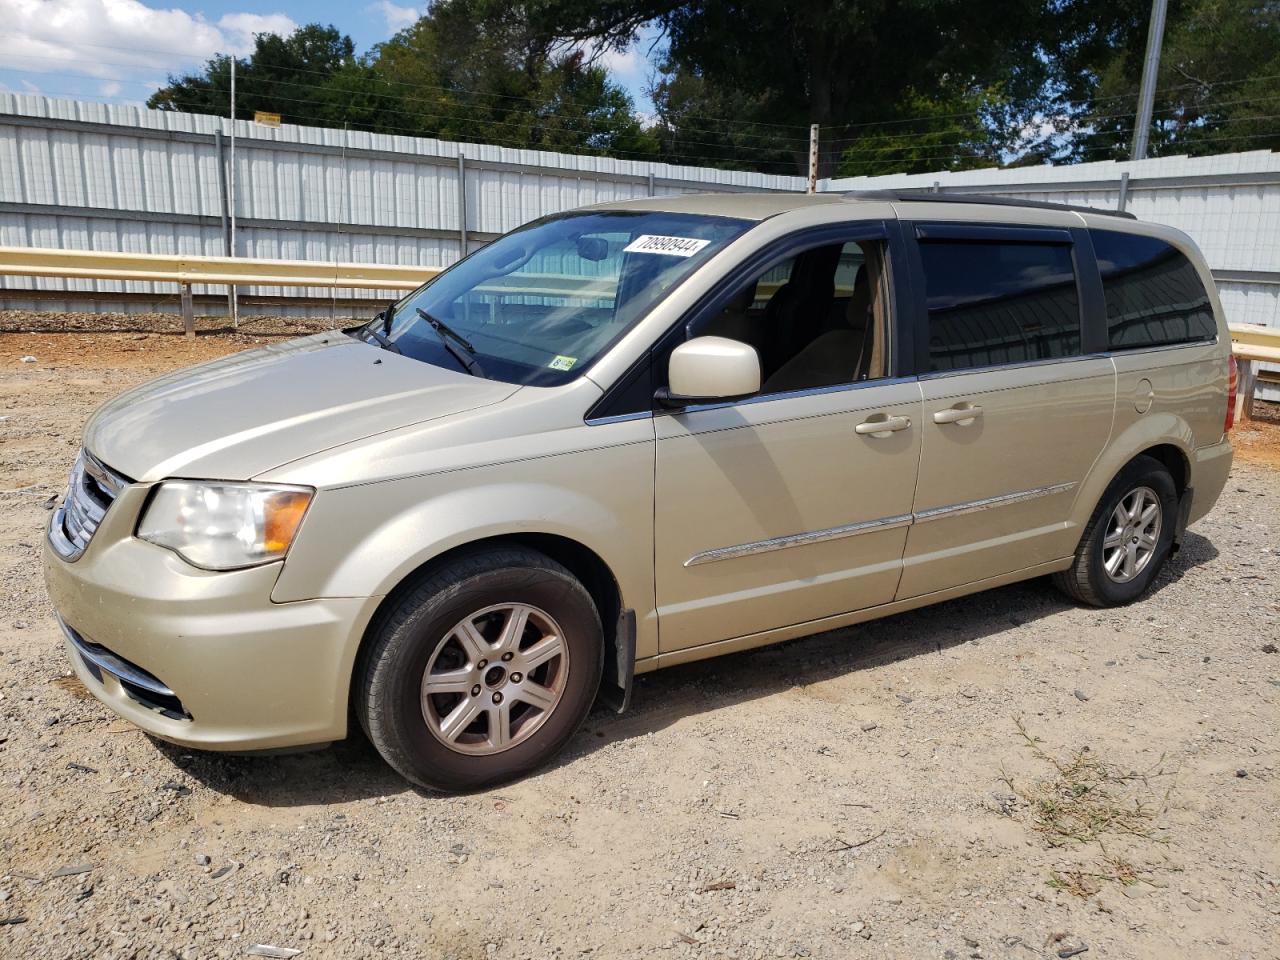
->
[1053, 455, 1178, 607]
[357, 546, 602, 791]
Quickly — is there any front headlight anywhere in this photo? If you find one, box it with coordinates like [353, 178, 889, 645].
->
[138, 481, 314, 570]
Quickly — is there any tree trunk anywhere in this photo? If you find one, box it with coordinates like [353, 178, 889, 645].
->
[806, 19, 838, 179]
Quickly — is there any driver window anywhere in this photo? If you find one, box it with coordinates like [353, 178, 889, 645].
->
[693, 239, 890, 395]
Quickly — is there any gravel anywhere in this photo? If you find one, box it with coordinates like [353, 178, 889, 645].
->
[1, 329, 1278, 959]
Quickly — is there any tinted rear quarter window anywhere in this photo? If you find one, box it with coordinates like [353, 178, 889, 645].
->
[919, 240, 1081, 372]
[1090, 230, 1216, 350]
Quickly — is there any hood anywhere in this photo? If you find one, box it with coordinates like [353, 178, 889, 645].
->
[84, 333, 521, 482]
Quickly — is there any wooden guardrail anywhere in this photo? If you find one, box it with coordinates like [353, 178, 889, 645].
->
[1229, 323, 1280, 423]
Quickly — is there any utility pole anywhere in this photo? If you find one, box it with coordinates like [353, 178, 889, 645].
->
[1130, 0, 1168, 162]
[807, 124, 819, 194]
[228, 56, 239, 328]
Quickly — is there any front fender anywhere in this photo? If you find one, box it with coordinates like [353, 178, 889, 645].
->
[270, 440, 657, 656]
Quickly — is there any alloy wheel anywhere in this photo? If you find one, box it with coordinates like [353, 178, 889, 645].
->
[420, 603, 569, 755]
[1102, 485, 1162, 584]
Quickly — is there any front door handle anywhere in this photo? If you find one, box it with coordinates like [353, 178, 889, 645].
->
[855, 414, 912, 437]
[933, 404, 983, 425]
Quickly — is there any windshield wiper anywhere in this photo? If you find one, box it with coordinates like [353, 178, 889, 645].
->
[358, 322, 402, 354]
[416, 307, 485, 378]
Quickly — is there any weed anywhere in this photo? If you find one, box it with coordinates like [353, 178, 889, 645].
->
[1000, 718, 1177, 896]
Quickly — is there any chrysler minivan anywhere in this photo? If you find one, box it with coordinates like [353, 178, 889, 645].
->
[44, 192, 1236, 790]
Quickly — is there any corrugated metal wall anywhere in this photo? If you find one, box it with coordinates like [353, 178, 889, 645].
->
[0, 93, 804, 313]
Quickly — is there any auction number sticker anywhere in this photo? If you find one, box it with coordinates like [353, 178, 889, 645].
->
[548, 355, 578, 371]
[623, 234, 712, 257]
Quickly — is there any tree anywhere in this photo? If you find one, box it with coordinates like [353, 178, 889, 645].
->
[645, 65, 799, 173]
[507, 0, 1151, 174]
[149, 25, 397, 132]
[370, 1, 656, 156]
[148, 12, 657, 157]
[1073, 0, 1280, 161]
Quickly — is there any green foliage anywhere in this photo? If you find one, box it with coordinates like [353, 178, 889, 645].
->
[148, 8, 656, 157]
[148, 25, 392, 130]
[1075, 0, 1280, 161]
[371, 2, 656, 155]
[646, 66, 800, 172]
[145, 1, 1280, 174]
[834, 90, 1008, 178]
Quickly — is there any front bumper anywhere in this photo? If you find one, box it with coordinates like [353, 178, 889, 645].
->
[42, 505, 380, 752]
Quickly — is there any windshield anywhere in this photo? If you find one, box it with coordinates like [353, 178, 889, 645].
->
[380, 210, 750, 385]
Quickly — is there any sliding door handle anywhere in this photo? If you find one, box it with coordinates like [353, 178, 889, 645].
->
[933, 404, 983, 425]
[855, 415, 912, 437]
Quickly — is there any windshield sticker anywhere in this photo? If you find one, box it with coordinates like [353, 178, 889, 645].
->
[548, 355, 578, 371]
[623, 234, 712, 257]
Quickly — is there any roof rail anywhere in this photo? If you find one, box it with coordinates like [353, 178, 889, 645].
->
[842, 189, 1137, 220]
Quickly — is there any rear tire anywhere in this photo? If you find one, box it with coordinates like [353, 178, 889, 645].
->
[1053, 455, 1178, 607]
[357, 546, 602, 792]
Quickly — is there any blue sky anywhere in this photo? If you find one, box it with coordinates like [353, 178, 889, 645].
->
[0, 0, 661, 114]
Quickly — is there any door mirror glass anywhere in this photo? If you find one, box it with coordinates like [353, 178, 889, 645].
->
[663, 336, 761, 405]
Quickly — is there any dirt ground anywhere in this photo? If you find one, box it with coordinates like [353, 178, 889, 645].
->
[1, 327, 1277, 960]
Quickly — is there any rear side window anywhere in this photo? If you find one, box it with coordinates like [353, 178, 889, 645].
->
[1090, 230, 1216, 350]
[919, 240, 1081, 372]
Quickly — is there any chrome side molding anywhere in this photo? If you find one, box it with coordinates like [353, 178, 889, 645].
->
[911, 481, 1078, 523]
[685, 513, 914, 567]
[685, 481, 1078, 567]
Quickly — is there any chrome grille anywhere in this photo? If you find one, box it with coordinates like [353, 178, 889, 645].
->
[48, 450, 129, 560]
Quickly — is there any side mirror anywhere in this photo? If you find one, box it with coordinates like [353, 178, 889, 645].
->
[658, 336, 761, 408]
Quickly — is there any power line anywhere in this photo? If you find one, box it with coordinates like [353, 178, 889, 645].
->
[1, 43, 820, 138]
[2, 50, 819, 149]
[821, 71, 1280, 138]
[24, 35, 1280, 142]
[831, 109, 1280, 162]
[16, 61, 1278, 164]
[837, 127, 1280, 174]
[6, 41, 1277, 177]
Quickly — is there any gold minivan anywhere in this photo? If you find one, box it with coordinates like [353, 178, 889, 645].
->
[43, 192, 1236, 790]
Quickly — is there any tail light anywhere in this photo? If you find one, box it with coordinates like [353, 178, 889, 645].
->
[1224, 353, 1238, 433]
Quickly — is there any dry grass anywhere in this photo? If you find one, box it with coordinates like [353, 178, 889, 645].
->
[1000, 718, 1177, 897]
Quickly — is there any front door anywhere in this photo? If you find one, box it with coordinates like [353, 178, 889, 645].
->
[653, 227, 923, 652]
[897, 225, 1115, 599]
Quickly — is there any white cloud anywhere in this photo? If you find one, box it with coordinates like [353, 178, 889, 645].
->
[217, 11, 297, 50]
[598, 44, 648, 86]
[0, 0, 297, 84]
[369, 0, 419, 34]
[99, 79, 122, 96]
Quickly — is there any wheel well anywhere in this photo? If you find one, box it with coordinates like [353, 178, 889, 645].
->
[352, 534, 624, 714]
[1138, 443, 1189, 495]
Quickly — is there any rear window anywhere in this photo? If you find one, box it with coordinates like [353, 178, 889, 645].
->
[919, 240, 1081, 372]
[1090, 230, 1216, 350]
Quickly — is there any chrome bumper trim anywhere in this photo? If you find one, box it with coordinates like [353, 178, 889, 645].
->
[58, 616, 177, 700]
